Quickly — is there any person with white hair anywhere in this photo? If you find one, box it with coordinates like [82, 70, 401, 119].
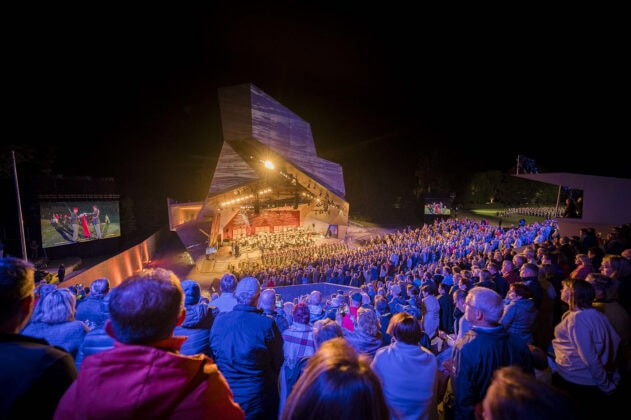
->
[439, 286, 533, 420]
[307, 290, 326, 324]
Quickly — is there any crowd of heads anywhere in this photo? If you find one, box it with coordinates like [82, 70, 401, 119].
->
[2, 217, 631, 418]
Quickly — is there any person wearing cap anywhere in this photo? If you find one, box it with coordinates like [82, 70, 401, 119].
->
[209, 276, 284, 420]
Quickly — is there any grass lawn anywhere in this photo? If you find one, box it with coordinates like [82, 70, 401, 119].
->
[349, 206, 551, 230]
[459, 207, 549, 227]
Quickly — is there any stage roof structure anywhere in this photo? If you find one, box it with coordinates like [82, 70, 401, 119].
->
[168, 83, 349, 260]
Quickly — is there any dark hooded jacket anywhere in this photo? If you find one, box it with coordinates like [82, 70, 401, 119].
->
[174, 280, 218, 357]
[75, 293, 115, 370]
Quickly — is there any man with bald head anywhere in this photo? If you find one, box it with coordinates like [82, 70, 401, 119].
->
[259, 288, 290, 332]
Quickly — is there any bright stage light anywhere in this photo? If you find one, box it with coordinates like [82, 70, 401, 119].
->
[264, 160, 274, 170]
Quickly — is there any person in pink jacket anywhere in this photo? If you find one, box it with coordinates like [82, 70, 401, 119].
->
[54, 267, 244, 420]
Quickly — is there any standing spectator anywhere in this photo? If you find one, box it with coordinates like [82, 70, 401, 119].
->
[279, 303, 316, 416]
[371, 312, 440, 420]
[307, 290, 326, 324]
[603, 228, 629, 255]
[375, 295, 393, 346]
[212, 272, 239, 312]
[74, 292, 114, 370]
[475, 269, 498, 293]
[209, 276, 284, 420]
[452, 289, 472, 340]
[347, 292, 364, 329]
[487, 262, 508, 298]
[325, 294, 342, 320]
[588, 246, 605, 271]
[29, 240, 39, 260]
[75, 277, 110, 329]
[0, 256, 77, 419]
[519, 263, 544, 309]
[439, 287, 533, 420]
[436, 288, 474, 369]
[343, 307, 383, 361]
[569, 254, 595, 280]
[22, 288, 88, 358]
[173, 279, 218, 356]
[57, 263, 66, 283]
[577, 227, 598, 254]
[281, 317, 345, 403]
[283, 301, 295, 325]
[259, 288, 290, 332]
[550, 279, 621, 419]
[54, 267, 244, 419]
[600, 254, 631, 317]
[499, 282, 538, 345]
[388, 283, 407, 315]
[534, 264, 559, 350]
[500, 259, 520, 288]
[312, 318, 344, 348]
[481, 365, 576, 420]
[421, 283, 440, 339]
[438, 282, 455, 334]
[281, 337, 389, 420]
[586, 273, 631, 375]
[336, 294, 356, 332]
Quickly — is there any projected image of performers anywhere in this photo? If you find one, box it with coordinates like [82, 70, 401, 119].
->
[40, 200, 121, 249]
[424, 201, 451, 216]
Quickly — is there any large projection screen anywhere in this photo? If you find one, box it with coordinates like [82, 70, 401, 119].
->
[40, 200, 121, 248]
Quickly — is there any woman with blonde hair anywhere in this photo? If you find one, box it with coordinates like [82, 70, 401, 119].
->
[22, 287, 88, 357]
[343, 306, 383, 360]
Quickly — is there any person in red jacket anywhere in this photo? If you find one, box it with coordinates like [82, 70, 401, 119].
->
[54, 267, 244, 419]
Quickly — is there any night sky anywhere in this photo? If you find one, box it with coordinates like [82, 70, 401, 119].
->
[4, 5, 628, 231]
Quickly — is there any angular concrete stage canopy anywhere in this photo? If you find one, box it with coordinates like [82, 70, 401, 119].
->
[168, 83, 349, 261]
[515, 172, 631, 237]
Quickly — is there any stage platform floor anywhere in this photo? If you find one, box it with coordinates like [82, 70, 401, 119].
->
[39, 223, 399, 292]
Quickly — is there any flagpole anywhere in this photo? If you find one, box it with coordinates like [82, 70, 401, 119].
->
[12, 150, 28, 261]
